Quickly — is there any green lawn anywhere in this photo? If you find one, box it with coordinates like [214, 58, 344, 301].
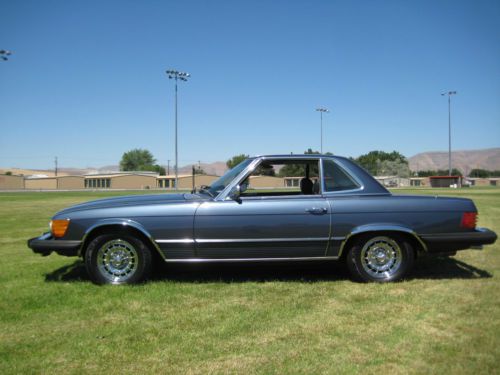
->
[0, 188, 499, 374]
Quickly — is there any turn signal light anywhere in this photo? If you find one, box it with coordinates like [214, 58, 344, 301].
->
[51, 219, 70, 238]
[460, 212, 477, 229]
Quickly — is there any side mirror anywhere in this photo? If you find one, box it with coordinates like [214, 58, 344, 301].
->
[228, 185, 242, 202]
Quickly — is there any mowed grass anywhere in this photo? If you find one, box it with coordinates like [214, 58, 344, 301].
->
[0, 188, 499, 374]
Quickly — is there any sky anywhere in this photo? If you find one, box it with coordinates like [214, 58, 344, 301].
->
[1, 0, 499, 170]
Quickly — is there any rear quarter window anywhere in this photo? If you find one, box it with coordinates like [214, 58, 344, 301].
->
[323, 159, 360, 192]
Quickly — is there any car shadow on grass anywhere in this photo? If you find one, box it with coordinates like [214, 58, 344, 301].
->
[411, 257, 492, 280]
[45, 256, 492, 283]
[45, 260, 89, 282]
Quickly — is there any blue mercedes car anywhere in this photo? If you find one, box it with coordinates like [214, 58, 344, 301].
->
[28, 155, 497, 284]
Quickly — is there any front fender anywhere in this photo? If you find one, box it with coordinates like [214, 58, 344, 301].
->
[78, 218, 161, 257]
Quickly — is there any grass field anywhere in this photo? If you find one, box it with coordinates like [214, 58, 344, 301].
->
[1, 188, 499, 374]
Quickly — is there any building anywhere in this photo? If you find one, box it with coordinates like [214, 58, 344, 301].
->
[429, 176, 462, 188]
[84, 173, 158, 190]
[374, 176, 411, 188]
[467, 178, 500, 187]
[25, 177, 58, 190]
[156, 174, 219, 190]
[0, 174, 25, 190]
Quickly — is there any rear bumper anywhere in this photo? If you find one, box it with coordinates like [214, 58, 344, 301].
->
[420, 227, 497, 252]
[27, 232, 81, 257]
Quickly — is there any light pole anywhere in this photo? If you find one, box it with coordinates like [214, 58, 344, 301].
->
[166, 69, 190, 190]
[441, 91, 457, 176]
[316, 107, 329, 153]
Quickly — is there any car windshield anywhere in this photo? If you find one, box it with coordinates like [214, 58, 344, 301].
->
[206, 158, 254, 196]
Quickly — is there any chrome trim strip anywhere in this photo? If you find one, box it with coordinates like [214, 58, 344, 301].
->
[163, 256, 340, 263]
[156, 239, 196, 244]
[156, 237, 331, 244]
[196, 237, 330, 244]
[331, 236, 346, 241]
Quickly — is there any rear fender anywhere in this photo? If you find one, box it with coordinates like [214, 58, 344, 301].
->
[339, 223, 428, 257]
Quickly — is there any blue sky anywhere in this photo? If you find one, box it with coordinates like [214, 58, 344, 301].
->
[1, 0, 499, 169]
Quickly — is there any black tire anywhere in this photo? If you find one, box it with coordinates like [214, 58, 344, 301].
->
[346, 233, 414, 282]
[84, 232, 152, 285]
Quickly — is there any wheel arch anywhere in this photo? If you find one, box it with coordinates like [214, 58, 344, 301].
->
[78, 220, 164, 261]
[338, 224, 427, 260]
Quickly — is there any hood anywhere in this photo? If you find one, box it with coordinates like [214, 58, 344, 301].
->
[56, 193, 195, 215]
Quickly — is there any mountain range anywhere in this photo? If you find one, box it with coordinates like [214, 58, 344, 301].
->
[2, 148, 499, 177]
[408, 148, 500, 173]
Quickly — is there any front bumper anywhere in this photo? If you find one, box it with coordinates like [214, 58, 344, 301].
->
[27, 232, 81, 257]
[420, 227, 497, 253]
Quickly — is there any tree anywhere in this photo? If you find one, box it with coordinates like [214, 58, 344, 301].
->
[226, 154, 249, 169]
[193, 166, 206, 175]
[416, 169, 463, 177]
[5, 171, 12, 176]
[278, 149, 321, 177]
[376, 159, 411, 178]
[470, 169, 490, 178]
[120, 149, 162, 173]
[355, 151, 408, 176]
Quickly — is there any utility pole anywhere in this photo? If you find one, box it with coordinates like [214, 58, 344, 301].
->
[441, 91, 457, 176]
[166, 69, 190, 190]
[54, 156, 58, 176]
[315, 108, 329, 153]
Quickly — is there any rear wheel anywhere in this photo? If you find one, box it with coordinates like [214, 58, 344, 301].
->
[346, 234, 414, 282]
[84, 232, 152, 285]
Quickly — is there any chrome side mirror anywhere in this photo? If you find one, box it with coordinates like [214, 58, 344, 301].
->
[228, 185, 242, 202]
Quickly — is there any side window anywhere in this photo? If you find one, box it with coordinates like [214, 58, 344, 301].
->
[240, 160, 320, 197]
[323, 159, 360, 192]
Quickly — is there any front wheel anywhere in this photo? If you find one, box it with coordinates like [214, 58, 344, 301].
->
[84, 232, 152, 285]
[346, 234, 414, 282]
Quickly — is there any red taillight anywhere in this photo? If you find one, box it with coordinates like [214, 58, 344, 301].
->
[461, 212, 477, 229]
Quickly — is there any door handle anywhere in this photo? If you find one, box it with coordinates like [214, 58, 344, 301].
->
[305, 207, 328, 214]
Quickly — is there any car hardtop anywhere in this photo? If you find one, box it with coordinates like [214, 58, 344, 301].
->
[245, 154, 389, 196]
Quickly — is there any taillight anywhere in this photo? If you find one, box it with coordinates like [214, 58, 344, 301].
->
[51, 219, 70, 238]
[460, 212, 477, 229]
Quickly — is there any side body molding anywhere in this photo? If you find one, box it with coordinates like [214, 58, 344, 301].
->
[338, 223, 428, 257]
[78, 218, 164, 259]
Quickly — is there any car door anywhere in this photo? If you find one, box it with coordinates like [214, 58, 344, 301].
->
[193, 195, 331, 259]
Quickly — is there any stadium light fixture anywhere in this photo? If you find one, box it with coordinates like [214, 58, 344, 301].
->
[166, 69, 190, 190]
[316, 107, 330, 153]
[441, 91, 457, 176]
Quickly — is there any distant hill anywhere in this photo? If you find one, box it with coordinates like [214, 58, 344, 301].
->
[177, 162, 227, 176]
[0, 161, 228, 177]
[409, 148, 500, 173]
[6, 150, 498, 178]
[0, 168, 70, 177]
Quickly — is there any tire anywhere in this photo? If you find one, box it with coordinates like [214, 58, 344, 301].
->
[346, 233, 414, 283]
[84, 232, 152, 285]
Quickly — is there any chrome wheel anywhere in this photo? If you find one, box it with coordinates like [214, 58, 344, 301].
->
[97, 239, 139, 284]
[360, 236, 402, 279]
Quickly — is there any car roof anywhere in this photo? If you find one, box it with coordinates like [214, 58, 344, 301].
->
[252, 154, 348, 160]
